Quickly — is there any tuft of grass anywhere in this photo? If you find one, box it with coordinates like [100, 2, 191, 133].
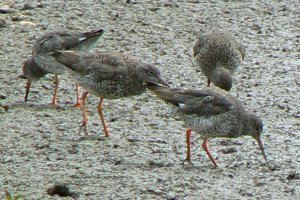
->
[5, 190, 24, 200]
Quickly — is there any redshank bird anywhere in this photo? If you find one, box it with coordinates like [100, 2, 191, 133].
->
[19, 58, 49, 102]
[147, 83, 267, 167]
[31, 28, 104, 106]
[193, 28, 245, 91]
[51, 50, 169, 137]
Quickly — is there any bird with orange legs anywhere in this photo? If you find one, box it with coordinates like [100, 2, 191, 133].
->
[25, 28, 104, 106]
[52, 50, 169, 137]
[148, 83, 268, 167]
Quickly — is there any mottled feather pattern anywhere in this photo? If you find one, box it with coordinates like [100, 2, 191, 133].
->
[193, 29, 245, 91]
[183, 110, 241, 138]
[148, 84, 249, 138]
[52, 51, 168, 100]
[193, 29, 244, 77]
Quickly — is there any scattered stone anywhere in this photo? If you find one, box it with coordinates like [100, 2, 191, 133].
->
[282, 46, 292, 52]
[148, 7, 160, 12]
[47, 183, 77, 197]
[220, 147, 238, 154]
[0, 93, 6, 99]
[2, 105, 9, 112]
[148, 160, 165, 167]
[21, 3, 34, 10]
[0, 18, 6, 28]
[246, 92, 253, 97]
[11, 14, 24, 21]
[292, 113, 300, 118]
[239, 189, 255, 197]
[255, 181, 267, 187]
[0, 5, 11, 13]
[0, 107, 6, 114]
[287, 171, 300, 180]
[148, 160, 174, 168]
[114, 160, 123, 165]
[36, 3, 44, 8]
[20, 21, 36, 27]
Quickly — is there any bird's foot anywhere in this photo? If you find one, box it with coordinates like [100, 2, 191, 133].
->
[48, 102, 58, 108]
[79, 123, 88, 136]
[182, 158, 194, 166]
[73, 102, 82, 108]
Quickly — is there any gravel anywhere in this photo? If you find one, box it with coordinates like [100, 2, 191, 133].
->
[0, 0, 299, 199]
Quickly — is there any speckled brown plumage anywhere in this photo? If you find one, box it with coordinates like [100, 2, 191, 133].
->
[52, 50, 169, 137]
[193, 29, 245, 91]
[30, 28, 103, 106]
[148, 83, 267, 167]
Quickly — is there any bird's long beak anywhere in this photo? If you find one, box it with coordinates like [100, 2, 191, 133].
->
[255, 136, 268, 162]
[157, 77, 170, 87]
[146, 80, 169, 89]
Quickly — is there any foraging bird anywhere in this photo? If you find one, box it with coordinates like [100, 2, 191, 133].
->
[51, 50, 169, 137]
[19, 58, 49, 102]
[193, 28, 245, 91]
[147, 83, 267, 167]
[28, 28, 104, 106]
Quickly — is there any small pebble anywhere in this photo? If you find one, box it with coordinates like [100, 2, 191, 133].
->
[239, 189, 255, 197]
[20, 21, 36, 27]
[0, 107, 6, 114]
[47, 183, 76, 197]
[287, 171, 300, 180]
[2, 105, 9, 112]
[0, 5, 11, 13]
[21, 3, 34, 10]
[36, 3, 44, 8]
[0, 94, 6, 99]
[220, 147, 238, 154]
[11, 14, 24, 21]
[0, 18, 6, 28]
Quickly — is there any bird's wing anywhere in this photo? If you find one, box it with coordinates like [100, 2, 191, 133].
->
[82, 53, 130, 81]
[38, 31, 88, 51]
[176, 89, 235, 116]
[149, 84, 235, 116]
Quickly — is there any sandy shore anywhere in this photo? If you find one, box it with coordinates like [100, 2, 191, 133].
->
[0, 0, 299, 199]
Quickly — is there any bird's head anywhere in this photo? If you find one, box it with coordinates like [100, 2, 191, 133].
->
[211, 68, 232, 91]
[18, 58, 48, 81]
[244, 112, 268, 162]
[138, 64, 169, 87]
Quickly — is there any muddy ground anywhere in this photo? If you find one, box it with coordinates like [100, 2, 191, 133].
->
[0, 0, 299, 199]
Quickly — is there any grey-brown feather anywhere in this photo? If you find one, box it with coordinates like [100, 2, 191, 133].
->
[32, 29, 103, 75]
[148, 84, 260, 138]
[193, 29, 245, 91]
[22, 58, 49, 81]
[53, 51, 167, 99]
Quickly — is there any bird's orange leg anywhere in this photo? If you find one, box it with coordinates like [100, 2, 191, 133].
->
[24, 80, 31, 102]
[73, 83, 82, 108]
[202, 137, 218, 168]
[79, 91, 89, 136]
[183, 128, 193, 165]
[97, 97, 109, 138]
[50, 74, 59, 106]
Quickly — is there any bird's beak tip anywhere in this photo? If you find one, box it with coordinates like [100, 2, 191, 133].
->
[255, 135, 268, 162]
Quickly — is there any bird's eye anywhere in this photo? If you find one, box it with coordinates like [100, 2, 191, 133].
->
[148, 71, 155, 75]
